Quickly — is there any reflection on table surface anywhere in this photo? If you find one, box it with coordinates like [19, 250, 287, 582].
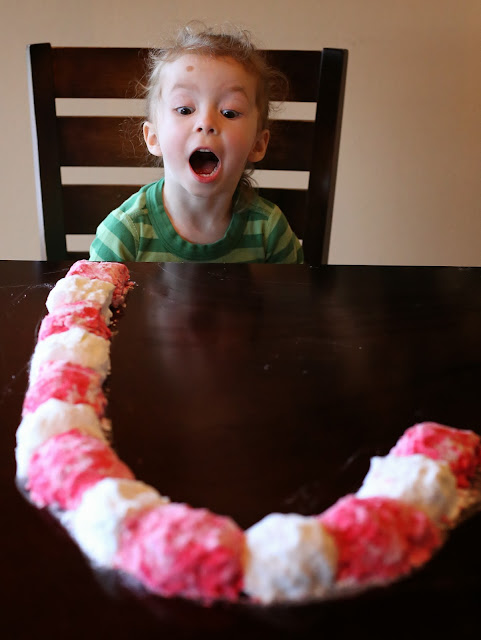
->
[2, 261, 481, 639]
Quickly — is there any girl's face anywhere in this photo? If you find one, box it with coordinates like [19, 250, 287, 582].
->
[143, 54, 269, 202]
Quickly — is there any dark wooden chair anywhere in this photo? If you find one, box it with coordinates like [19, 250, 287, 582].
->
[27, 45, 348, 264]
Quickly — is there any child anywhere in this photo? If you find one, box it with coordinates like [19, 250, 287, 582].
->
[90, 24, 303, 264]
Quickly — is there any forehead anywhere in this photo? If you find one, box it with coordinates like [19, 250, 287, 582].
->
[159, 53, 258, 97]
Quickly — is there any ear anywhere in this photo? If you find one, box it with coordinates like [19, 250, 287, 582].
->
[248, 129, 270, 163]
[143, 121, 162, 157]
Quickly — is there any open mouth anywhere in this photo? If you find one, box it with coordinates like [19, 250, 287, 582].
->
[189, 149, 220, 177]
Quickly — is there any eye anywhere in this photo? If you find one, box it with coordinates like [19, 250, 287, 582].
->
[176, 106, 194, 115]
[221, 109, 241, 119]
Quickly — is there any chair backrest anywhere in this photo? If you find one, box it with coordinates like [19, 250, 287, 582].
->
[27, 45, 347, 264]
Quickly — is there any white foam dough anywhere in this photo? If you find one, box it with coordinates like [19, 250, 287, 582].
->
[69, 477, 169, 566]
[15, 399, 105, 479]
[46, 275, 115, 324]
[244, 512, 338, 604]
[29, 327, 111, 383]
[356, 454, 458, 522]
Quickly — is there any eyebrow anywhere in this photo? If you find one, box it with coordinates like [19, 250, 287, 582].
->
[225, 86, 250, 99]
[169, 83, 194, 93]
[169, 83, 250, 100]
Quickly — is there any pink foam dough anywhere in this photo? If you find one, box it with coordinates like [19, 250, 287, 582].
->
[67, 260, 133, 308]
[319, 495, 442, 584]
[114, 502, 245, 602]
[27, 429, 134, 509]
[38, 301, 112, 341]
[22, 360, 107, 417]
[391, 422, 481, 488]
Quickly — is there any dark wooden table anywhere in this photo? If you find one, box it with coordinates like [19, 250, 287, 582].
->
[2, 261, 481, 639]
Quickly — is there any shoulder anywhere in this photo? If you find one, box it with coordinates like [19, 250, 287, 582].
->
[104, 181, 163, 234]
[242, 192, 281, 218]
[241, 193, 291, 236]
[117, 182, 158, 221]
[239, 193, 288, 234]
[242, 193, 304, 264]
[90, 182, 161, 261]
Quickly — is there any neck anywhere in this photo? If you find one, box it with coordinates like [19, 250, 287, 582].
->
[162, 179, 233, 244]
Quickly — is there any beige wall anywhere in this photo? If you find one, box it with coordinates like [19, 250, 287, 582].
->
[1, 0, 480, 264]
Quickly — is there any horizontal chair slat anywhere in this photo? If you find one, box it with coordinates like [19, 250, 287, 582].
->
[58, 117, 315, 170]
[53, 48, 149, 99]
[58, 116, 147, 166]
[52, 48, 321, 102]
[63, 184, 307, 237]
[63, 184, 142, 233]
[263, 50, 321, 102]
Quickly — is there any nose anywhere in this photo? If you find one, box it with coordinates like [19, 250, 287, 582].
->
[194, 108, 218, 135]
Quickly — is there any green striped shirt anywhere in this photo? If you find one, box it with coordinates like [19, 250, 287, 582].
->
[90, 179, 303, 263]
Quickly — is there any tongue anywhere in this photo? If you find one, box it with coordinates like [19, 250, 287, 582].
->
[190, 151, 218, 175]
